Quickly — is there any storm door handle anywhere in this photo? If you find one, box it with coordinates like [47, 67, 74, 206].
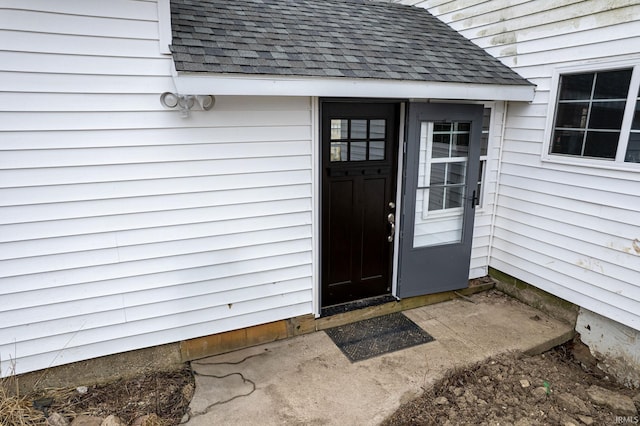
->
[470, 190, 478, 209]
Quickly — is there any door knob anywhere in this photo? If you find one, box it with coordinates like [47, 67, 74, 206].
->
[387, 213, 395, 242]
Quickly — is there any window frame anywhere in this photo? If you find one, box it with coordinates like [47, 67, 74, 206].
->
[542, 59, 640, 170]
[420, 121, 471, 218]
[477, 106, 492, 209]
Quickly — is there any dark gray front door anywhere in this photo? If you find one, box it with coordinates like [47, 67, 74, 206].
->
[398, 103, 483, 298]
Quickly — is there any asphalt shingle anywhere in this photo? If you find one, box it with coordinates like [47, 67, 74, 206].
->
[170, 0, 531, 86]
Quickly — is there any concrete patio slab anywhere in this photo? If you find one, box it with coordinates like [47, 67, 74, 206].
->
[184, 291, 574, 425]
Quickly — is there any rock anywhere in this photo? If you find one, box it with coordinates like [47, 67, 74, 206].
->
[463, 390, 477, 403]
[452, 387, 463, 397]
[563, 421, 578, 426]
[47, 412, 70, 426]
[76, 386, 88, 394]
[131, 414, 163, 426]
[71, 415, 103, 426]
[586, 385, 638, 416]
[520, 379, 530, 388]
[571, 341, 602, 375]
[435, 396, 449, 405]
[577, 415, 594, 425]
[101, 415, 125, 426]
[531, 386, 548, 401]
[556, 393, 591, 415]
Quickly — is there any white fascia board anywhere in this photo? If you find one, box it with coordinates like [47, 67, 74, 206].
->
[172, 73, 535, 102]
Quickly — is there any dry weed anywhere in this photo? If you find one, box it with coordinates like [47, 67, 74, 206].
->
[1, 366, 193, 426]
[0, 376, 45, 426]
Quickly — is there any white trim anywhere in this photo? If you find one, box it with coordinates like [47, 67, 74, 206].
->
[487, 101, 509, 269]
[391, 102, 406, 299]
[157, 0, 172, 55]
[541, 58, 640, 170]
[617, 66, 640, 162]
[173, 73, 535, 101]
[311, 96, 321, 318]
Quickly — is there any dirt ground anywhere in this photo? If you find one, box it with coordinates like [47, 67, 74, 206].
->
[3, 329, 639, 425]
[383, 341, 639, 426]
[0, 367, 194, 425]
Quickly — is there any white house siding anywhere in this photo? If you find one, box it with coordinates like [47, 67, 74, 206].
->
[469, 102, 505, 279]
[0, 1, 314, 376]
[394, 0, 640, 332]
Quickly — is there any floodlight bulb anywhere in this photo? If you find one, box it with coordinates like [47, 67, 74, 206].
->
[199, 95, 216, 111]
[160, 92, 179, 108]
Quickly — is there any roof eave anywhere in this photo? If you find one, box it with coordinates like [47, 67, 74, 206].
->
[172, 73, 535, 102]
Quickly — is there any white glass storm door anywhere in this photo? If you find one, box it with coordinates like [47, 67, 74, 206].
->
[398, 103, 483, 298]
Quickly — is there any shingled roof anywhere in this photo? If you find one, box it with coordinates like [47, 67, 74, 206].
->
[170, 0, 531, 86]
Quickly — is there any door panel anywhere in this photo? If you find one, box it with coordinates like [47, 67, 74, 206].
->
[322, 101, 400, 307]
[327, 179, 354, 286]
[361, 177, 386, 281]
[398, 103, 483, 298]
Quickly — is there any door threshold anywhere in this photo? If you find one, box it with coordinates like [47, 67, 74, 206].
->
[320, 294, 398, 318]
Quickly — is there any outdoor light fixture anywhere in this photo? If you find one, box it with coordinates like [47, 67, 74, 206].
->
[160, 92, 215, 117]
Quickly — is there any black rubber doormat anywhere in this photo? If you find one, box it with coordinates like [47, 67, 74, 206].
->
[324, 312, 435, 362]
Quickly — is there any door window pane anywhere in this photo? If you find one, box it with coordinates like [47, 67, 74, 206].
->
[446, 186, 464, 209]
[370, 120, 385, 138]
[432, 122, 471, 158]
[328, 118, 386, 162]
[369, 141, 385, 160]
[428, 187, 445, 211]
[430, 163, 446, 185]
[350, 141, 367, 161]
[452, 133, 469, 157]
[331, 142, 348, 161]
[331, 119, 349, 140]
[448, 162, 466, 184]
[432, 133, 451, 158]
[351, 120, 367, 139]
[434, 122, 452, 132]
[413, 121, 468, 248]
